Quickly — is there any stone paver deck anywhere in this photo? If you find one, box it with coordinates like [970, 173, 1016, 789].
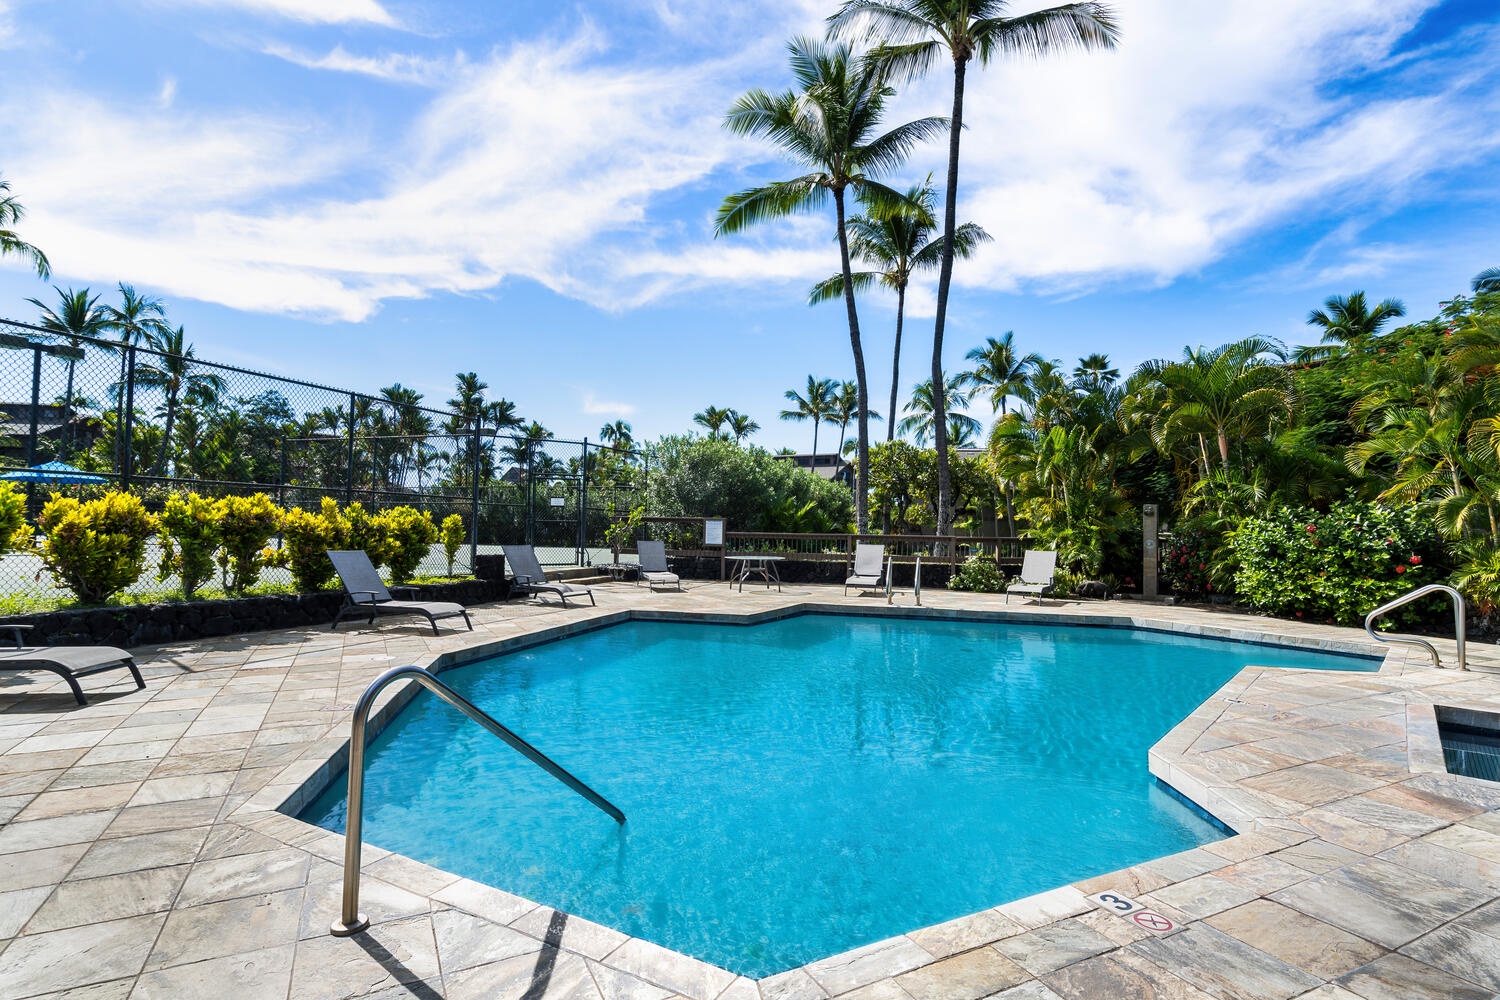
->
[1, 581, 1497, 999]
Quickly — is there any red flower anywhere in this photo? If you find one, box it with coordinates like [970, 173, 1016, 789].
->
[1409, 555, 1422, 565]
[1305, 524, 1316, 533]
[1396, 565, 1406, 574]
[1295, 611, 1303, 617]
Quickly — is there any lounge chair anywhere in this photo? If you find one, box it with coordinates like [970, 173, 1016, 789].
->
[845, 543, 886, 596]
[328, 550, 473, 634]
[503, 545, 596, 607]
[0, 625, 144, 705]
[1006, 550, 1059, 605]
[635, 540, 681, 591]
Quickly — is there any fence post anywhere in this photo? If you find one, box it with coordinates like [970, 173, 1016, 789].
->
[470, 423, 481, 574]
[577, 439, 589, 567]
[345, 394, 356, 502]
[25, 345, 40, 469]
[278, 439, 288, 507]
[121, 346, 136, 490]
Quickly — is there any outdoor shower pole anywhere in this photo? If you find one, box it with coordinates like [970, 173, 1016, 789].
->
[1143, 504, 1160, 599]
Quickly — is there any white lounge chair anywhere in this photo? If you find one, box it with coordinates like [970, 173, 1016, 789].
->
[636, 541, 681, 591]
[503, 545, 596, 607]
[1006, 550, 1058, 605]
[0, 625, 144, 705]
[328, 550, 473, 634]
[845, 543, 886, 596]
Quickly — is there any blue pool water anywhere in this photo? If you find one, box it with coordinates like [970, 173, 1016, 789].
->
[301, 615, 1376, 977]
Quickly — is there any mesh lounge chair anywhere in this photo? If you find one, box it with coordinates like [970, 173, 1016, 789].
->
[635, 540, 681, 591]
[1006, 550, 1058, 605]
[328, 550, 473, 634]
[0, 625, 144, 705]
[845, 543, 886, 596]
[503, 545, 596, 607]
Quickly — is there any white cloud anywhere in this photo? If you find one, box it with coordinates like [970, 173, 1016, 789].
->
[157, 77, 177, 108]
[580, 393, 636, 418]
[262, 43, 456, 86]
[0, 0, 14, 49]
[155, 0, 396, 26]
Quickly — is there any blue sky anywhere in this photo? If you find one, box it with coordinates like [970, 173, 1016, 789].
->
[0, 0, 1497, 452]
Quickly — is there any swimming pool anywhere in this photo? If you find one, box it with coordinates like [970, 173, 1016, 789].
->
[301, 614, 1377, 977]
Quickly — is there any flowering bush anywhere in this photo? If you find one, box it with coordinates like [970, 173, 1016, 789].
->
[949, 554, 1004, 593]
[1230, 501, 1440, 626]
[1160, 527, 1217, 598]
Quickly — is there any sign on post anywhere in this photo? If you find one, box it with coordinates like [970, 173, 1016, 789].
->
[704, 519, 724, 546]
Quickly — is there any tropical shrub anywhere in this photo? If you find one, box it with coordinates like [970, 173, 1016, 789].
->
[383, 506, 439, 584]
[215, 493, 280, 594]
[343, 502, 391, 569]
[1453, 542, 1500, 620]
[949, 554, 1004, 593]
[1160, 526, 1218, 599]
[271, 497, 348, 592]
[441, 513, 465, 575]
[0, 481, 27, 552]
[644, 436, 853, 532]
[157, 492, 221, 600]
[36, 492, 160, 603]
[1231, 500, 1440, 626]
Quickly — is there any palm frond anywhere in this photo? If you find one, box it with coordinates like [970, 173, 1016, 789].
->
[714, 178, 827, 236]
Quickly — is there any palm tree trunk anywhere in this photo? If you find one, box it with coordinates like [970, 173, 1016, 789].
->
[835, 186, 870, 533]
[1218, 427, 1231, 474]
[62, 360, 76, 460]
[811, 419, 820, 460]
[931, 55, 968, 539]
[156, 393, 177, 477]
[889, 284, 906, 443]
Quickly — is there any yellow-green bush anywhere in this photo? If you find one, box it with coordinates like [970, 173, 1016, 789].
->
[215, 493, 280, 594]
[440, 513, 464, 576]
[37, 492, 160, 604]
[383, 506, 439, 584]
[343, 502, 391, 570]
[0, 481, 27, 553]
[158, 492, 220, 600]
[271, 497, 348, 592]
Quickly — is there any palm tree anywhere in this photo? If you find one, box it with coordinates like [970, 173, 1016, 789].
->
[1298, 291, 1406, 361]
[693, 405, 734, 440]
[717, 37, 947, 532]
[828, 380, 883, 453]
[1473, 268, 1500, 295]
[899, 375, 977, 445]
[964, 332, 1042, 415]
[829, 0, 1120, 538]
[101, 284, 169, 470]
[28, 287, 111, 460]
[1071, 353, 1119, 393]
[135, 326, 226, 476]
[599, 420, 634, 451]
[781, 376, 840, 456]
[811, 179, 989, 440]
[728, 411, 761, 444]
[0, 176, 49, 278]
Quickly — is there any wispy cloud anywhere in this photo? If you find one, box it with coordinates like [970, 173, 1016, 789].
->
[261, 43, 457, 86]
[580, 392, 637, 418]
[157, 77, 177, 109]
[0, 0, 14, 49]
[155, 0, 396, 27]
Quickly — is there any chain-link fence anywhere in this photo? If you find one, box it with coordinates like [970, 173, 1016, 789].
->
[0, 317, 649, 607]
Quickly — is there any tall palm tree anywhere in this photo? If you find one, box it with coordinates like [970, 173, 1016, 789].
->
[810, 179, 989, 440]
[781, 376, 840, 456]
[0, 176, 49, 278]
[1299, 291, 1406, 361]
[1473, 268, 1500, 295]
[599, 420, 634, 451]
[899, 375, 977, 445]
[1071, 352, 1119, 393]
[964, 332, 1042, 415]
[716, 37, 947, 532]
[28, 286, 111, 460]
[829, 0, 1120, 538]
[693, 405, 734, 440]
[728, 411, 761, 444]
[828, 380, 883, 454]
[135, 326, 226, 476]
[101, 284, 169, 470]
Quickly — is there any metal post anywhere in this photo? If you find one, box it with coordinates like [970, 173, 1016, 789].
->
[25, 346, 41, 469]
[278, 439, 288, 507]
[469, 423, 481, 574]
[121, 347, 136, 489]
[577, 439, 589, 567]
[1143, 504, 1159, 599]
[345, 394, 357, 502]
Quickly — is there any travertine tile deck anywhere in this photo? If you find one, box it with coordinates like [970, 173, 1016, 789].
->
[1, 581, 1497, 999]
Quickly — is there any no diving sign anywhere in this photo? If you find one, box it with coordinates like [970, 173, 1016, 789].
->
[1087, 891, 1178, 935]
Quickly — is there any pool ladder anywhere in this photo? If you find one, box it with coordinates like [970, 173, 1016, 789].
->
[330, 665, 625, 937]
[1363, 584, 1468, 671]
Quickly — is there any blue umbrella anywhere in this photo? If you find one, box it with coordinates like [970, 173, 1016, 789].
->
[0, 461, 109, 484]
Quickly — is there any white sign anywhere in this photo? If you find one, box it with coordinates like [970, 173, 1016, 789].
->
[1088, 891, 1177, 935]
[704, 519, 724, 546]
[549, 497, 565, 507]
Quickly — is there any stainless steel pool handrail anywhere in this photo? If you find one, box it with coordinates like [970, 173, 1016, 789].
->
[330, 664, 625, 937]
[1363, 584, 1467, 671]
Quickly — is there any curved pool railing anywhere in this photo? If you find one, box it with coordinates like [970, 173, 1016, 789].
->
[1363, 584, 1467, 671]
[330, 664, 625, 937]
